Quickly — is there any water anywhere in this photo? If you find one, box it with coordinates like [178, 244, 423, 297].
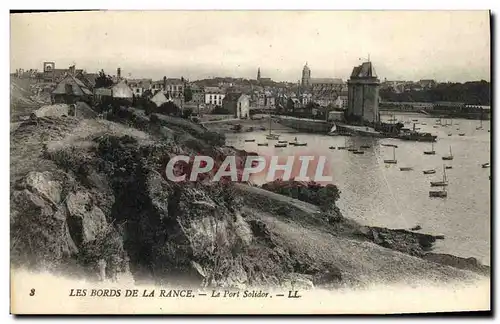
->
[225, 115, 491, 265]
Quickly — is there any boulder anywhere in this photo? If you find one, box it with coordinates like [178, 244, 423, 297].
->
[66, 191, 107, 246]
[17, 171, 63, 207]
[11, 189, 77, 264]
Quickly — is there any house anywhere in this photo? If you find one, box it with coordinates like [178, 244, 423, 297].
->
[111, 81, 134, 102]
[44, 64, 83, 83]
[51, 74, 93, 104]
[164, 78, 184, 99]
[222, 93, 250, 119]
[333, 95, 348, 110]
[127, 79, 152, 97]
[205, 87, 225, 107]
[150, 91, 169, 107]
[76, 72, 99, 90]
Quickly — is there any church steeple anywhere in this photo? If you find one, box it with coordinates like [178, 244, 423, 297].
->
[301, 62, 311, 88]
[257, 67, 261, 81]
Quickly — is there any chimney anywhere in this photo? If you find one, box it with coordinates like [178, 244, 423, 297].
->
[117, 68, 121, 79]
[163, 76, 166, 90]
[69, 65, 75, 75]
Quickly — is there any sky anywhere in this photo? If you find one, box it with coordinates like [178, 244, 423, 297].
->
[10, 10, 491, 83]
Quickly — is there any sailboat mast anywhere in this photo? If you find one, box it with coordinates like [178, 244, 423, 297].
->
[269, 111, 271, 136]
[393, 147, 396, 160]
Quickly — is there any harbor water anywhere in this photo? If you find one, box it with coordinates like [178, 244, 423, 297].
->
[225, 115, 491, 266]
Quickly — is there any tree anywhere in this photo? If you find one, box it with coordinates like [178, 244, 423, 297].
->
[183, 86, 193, 103]
[94, 70, 114, 88]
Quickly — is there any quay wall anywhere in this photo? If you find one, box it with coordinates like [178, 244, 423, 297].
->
[276, 116, 333, 133]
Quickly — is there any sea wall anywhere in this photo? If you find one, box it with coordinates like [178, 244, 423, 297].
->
[276, 116, 333, 133]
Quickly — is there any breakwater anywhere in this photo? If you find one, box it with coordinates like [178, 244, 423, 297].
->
[276, 116, 333, 133]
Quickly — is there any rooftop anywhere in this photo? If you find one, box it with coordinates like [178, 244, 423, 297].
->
[350, 61, 378, 79]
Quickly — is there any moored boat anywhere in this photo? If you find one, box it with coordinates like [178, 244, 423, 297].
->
[400, 167, 413, 171]
[430, 165, 448, 187]
[423, 142, 436, 155]
[257, 143, 268, 146]
[353, 151, 365, 154]
[442, 146, 454, 161]
[384, 147, 398, 164]
[244, 139, 255, 142]
[482, 163, 490, 168]
[274, 143, 287, 148]
[423, 169, 436, 174]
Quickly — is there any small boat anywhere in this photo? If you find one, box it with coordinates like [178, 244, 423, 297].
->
[429, 189, 447, 198]
[259, 126, 266, 131]
[433, 125, 439, 128]
[266, 112, 280, 140]
[257, 143, 268, 146]
[423, 142, 436, 155]
[482, 163, 490, 168]
[381, 143, 398, 148]
[442, 146, 454, 161]
[423, 169, 436, 174]
[353, 151, 365, 155]
[412, 119, 419, 122]
[429, 167, 448, 197]
[447, 133, 452, 136]
[476, 119, 483, 130]
[456, 128, 460, 131]
[291, 142, 307, 147]
[421, 122, 427, 125]
[430, 165, 448, 187]
[458, 133, 465, 136]
[278, 140, 288, 144]
[360, 145, 371, 149]
[410, 225, 422, 231]
[274, 143, 287, 148]
[400, 167, 413, 171]
[445, 165, 452, 169]
[347, 148, 357, 152]
[244, 139, 256, 142]
[329, 146, 336, 150]
[384, 147, 398, 164]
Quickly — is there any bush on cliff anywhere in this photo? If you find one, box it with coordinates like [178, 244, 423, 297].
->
[261, 180, 341, 212]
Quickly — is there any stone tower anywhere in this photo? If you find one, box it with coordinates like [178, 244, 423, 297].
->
[301, 62, 311, 88]
[347, 61, 380, 124]
[257, 68, 261, 81]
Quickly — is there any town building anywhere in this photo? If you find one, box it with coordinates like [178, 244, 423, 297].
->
[43, 63, 83, 83]
[347, 61, 380, 123]
[150, 91, 169, 108]
[51, 74, 93, 104]
[333, 95, 348, 110]
[127, 79, 152, 97]
[111, 81, 134, 103]
[204, 87, 225, 107]
[222, 93, 250, 119]
[164, 78, 184, 99]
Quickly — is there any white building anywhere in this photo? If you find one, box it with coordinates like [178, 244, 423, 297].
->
[204, 87, 225, 106]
